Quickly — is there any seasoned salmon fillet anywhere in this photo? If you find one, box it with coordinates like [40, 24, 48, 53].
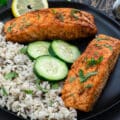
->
[4, 8, 97, 43]
[62, 34, 120, 112]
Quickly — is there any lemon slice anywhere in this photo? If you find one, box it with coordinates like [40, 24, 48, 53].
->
[12, 0, 48, 17]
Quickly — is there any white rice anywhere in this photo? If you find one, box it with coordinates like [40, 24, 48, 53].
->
[0, 22, 77, 120]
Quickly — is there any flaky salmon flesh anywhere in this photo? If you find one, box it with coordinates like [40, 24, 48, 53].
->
[4, 8, 97, 43]
[62, 34, 120, 112]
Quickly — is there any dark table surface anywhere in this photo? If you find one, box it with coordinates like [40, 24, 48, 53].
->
[0, 0, 120, 120]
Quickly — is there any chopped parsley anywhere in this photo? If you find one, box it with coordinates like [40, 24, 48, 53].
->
[36, 80, 48, 93]
[94, 52, 99, 56]
[94, 43, 113, 51]
[19, 19, 31, 30]
[56, 13, 64, 22]
[85, 84, 93, 89]
[95, 37, 108, 41]
[51, 9, 64, 22]
[87, 56, 103, 67]
[51, 9, 57, 14]
[103, 44, 113, 51]
[7, 23, 16, 33]
[79, 69, 98, 83]
[71, 9, 80, 20]
[23, 89, 33, 94]
[20, 46, 28, 54]
[0, 86, 8, 96]
[25, 22, 31, 27]
[51, 83, 59, 89]
[4, 72, 18, 80]
[94, 43, 102, 49]
[7, 26, 12, 32]
[69, 76, 76, 83]
[49, 100, 54, 107]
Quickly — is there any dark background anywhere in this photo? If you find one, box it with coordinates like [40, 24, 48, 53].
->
[0, 0, 120, 120]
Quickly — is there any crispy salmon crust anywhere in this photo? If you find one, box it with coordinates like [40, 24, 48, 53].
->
[4, 8, 97, 43]
[62, 34, 120, 112]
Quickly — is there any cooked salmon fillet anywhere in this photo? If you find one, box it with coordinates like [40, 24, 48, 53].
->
[4, 8, 97, 43]
[62, 34, 120, 112]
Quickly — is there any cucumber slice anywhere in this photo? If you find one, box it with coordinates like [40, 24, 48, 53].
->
[27, 41, 50, 59]
[51, 40, 80, 63]
[34, 56, 68, 81]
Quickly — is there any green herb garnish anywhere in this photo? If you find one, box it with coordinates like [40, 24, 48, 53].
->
[20, 46, 28, 54]
[4, 72, 18, 80]
[94, 43, 112, 51]
[56, 13, 64, 22]
[51, 9, 64, 22]
[103, 44, 113, 51]
[0, 86, 8, 96]
[25, 22, 31, 27]
[87, 56, 103, 67]
[51, 9, 57, 14]
[23, 90, 33, 94]
[95, 37, 108, 41]
[94, 43, 102, 49]
[7, 23, 16, 33]
[49, 100, 54, 107]
[79, 69, 98, 83]
[94, 52, 99, 56]
[19, 21, 31, 30]
[85, 84, 93, 89]
[69, 77, 76, 83]
[51, 83, 59, 89]
[71, 9, 80, 20]
[7, 26, 12, 32]
[36, 80, 48, 93]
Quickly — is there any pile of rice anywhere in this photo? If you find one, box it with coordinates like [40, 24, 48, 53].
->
[0, 22, 77, 120]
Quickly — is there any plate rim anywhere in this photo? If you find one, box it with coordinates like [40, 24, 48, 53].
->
[0, 1, 120, 120]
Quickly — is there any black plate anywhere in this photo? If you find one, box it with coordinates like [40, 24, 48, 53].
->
[0, 1, 120, 120]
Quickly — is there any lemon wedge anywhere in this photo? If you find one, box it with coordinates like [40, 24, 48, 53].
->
[12, 0, 48, 17]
